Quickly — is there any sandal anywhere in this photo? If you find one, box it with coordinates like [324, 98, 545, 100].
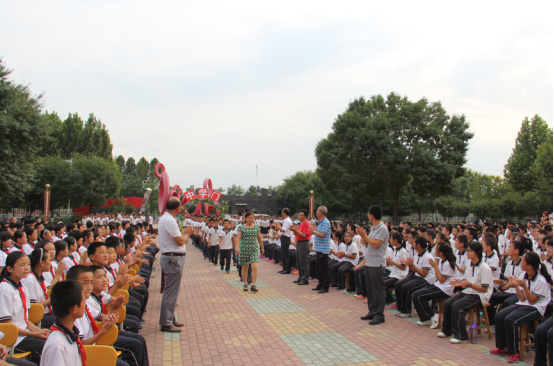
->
[243, 285, 249, 292]
[250, 285, 258, 292]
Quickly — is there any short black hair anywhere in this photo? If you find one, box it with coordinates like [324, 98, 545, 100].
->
[50, 280, 84, 317]
[54, 240, 68, 256]
[66, 265, 93, 281]
[368, 205, 383, 220]
[54, 224, 65, 233]
[468, 242, 483, 260]
[67, 230, 82, 242]
[105, 236, 120, 249]
[89, 265, 104, 275]
[87, 242, 106, 257]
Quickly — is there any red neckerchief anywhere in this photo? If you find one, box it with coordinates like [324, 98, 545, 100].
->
[50, 324, 87, 366]
[84, 305, 99, 334]
[71, 255, 79, 266]
[27, 241, 36, 250]
[31, 271, 52, 315]
[1, 247, 9, 255]
[2, 279, 27, 324]
[52, 259, 65, 280]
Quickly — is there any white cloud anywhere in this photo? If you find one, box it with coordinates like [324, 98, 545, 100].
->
[1, 0, 552, 190]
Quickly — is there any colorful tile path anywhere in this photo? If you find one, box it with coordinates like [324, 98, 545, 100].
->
[144, 244, 535, 366]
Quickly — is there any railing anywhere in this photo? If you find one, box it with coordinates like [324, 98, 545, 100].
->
[0, 208, 75, 222]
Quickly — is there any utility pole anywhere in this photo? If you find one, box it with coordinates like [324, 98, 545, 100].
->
[65, 158, 73, 213]
[256, 164, 258, 188]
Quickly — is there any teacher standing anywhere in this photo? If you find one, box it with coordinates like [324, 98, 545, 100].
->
[236, 212, 265, 292]
[158, 197, 193, 332]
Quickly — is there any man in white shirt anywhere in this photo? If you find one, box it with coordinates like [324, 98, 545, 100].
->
[274, 208, 293, 274]
[158, 197, 193, 333]
[148, 214, 154, 234]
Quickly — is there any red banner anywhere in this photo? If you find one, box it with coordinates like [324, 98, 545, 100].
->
[198, 188, 209, 199]
[184, 190, 198, 202]
[210, 190, 222, 203]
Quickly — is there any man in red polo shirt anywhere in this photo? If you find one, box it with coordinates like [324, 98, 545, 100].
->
[290, 209, 312, 285]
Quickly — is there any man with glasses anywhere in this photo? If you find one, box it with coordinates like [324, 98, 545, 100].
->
[290, 209, 311, 285]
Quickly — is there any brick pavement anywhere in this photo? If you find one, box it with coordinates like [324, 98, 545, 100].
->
[143, 246, 535, 366]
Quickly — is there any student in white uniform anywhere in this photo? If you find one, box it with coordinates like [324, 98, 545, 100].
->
[454, 234, 469, 280]
[438, 242, 493, 344]
[331, 232, 358, 290]
[412, 242, 457, 327]
[39, 280, 87, 366]
[483, 237, 501, 280]
[21, 249, 57, 329]
[22, 228, 38, 255]
[0, 252, 50, 364]
[0, 232, 12, 268]
[490, 251, 552, 363]
[395, 236, 436, 317]
[218, 220, 235, 273]
[383, 233, 408, 308]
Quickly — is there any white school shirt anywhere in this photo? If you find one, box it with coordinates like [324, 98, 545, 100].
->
[406, 243, 417, 259]
[21, 272, 51, 314]
[74, 304, 101, 342]
[62, 255, 79, 274]
[503, 258, 524, 294]
[389, 247, 409, 280]
[86, 292, 112, 314]
[543, 258, 553, 278]
[385, 247, 394, 271]
[0, 249, 8, 268]
[484, 252, 500, 280]
[329, 240, 339, 260]
[498, 234, 506, 255]
[0, 279, 31, 346]
[22, 243, 34, 255]
[414, 251, 437, 285]
[219, 229, 235, 250]
[462, 260, 494, 305]
[515, 272, 552, 316]
[39, 323, 83, 366]
[344, 243, 359, 265]
[434, 259, 456, 296]
[149, 216, 153, 225]
[455, 248, 469, 280]
[78, 245, 88, 256]
[208, 228, 219, 246]
[335, 243, 347, 262]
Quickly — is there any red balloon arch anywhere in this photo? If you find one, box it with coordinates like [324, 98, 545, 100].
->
[155, 163, 222, 216]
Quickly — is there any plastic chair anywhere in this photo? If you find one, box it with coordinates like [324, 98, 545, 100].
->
[107, 304, 127, 331]
[95, 322, 119, 346]
[468, 304, 492, 341]
[520, 318, 543, 361]
[127, 269, 137, 277]
[47, 289, 51, 298]
[83, 345, 118, 366]
[112, 289, 130, 305]
[0, 323, 31, 359]
[29, 303, 45, 327]
[120, 283, 129, 291]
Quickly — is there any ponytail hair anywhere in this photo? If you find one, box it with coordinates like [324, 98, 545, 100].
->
[524, 252, 553, 285]
[0, 251, 28, 282]
[391, 232, 406, 249]
[437, 242, 456, 270]
[414, 235, 428, 251]
[30, 248, 48, 269]
[484, 237, 499, 255]
[333, 231, 343, 242]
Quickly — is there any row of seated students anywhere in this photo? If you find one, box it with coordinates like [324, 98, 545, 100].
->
[257, 220, 553, 365]
[0, 222, 159, 366]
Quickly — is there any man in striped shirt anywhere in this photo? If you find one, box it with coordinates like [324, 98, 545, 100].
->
[309, 206, 332, 293]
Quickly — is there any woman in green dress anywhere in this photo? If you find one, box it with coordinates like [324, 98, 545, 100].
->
[236, 211, 265, 292]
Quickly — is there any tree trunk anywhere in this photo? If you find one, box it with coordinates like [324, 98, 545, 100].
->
[393, 189, 399, 225]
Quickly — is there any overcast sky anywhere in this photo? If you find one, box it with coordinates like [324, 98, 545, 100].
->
[2, 0, 552, 192]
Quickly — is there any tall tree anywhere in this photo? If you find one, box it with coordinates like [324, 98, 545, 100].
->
[69, 154, 121, 208]
[39, 111, 63, 157]
[77, 113, 113, 160]
[316, 93, 473, 223]
[115, 155, 126, 175]
[504, 115, 551, 193]
[532, 128, 553, 207]
[59, 113, 83, 159]
[136, 157, 150, 183]
[0, 59, 49, 205]
[227, 184, 246, 196]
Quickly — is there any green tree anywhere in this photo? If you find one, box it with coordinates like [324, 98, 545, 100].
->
[69, 154, 121, 208]
[227, 184, 246, 196]
[532, 128, 553, 206]
[246, 185, 260, 196]
[115, 155, 126, 175]
[59, 113, 83, 159]
[39, 111, 63, 157]
[76, 113, 113, 160]
[316, 93, 473, 223]
[504, 115, 551, 193]
[0, 59, 50, 205]
[433, 196, 457, 222]
[23, 156, 72, 209]
[136, 157, 149, 183]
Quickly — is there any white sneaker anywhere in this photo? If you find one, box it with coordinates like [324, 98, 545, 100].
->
[430, 314, 439, 329]
[417, 319, 432, 326]
[394, 312, 402, 317]
[450, 338, 462, 344]
[490, 325, 495, 334]
[398, 313, 410, 318]
[437, 332, 447, 338]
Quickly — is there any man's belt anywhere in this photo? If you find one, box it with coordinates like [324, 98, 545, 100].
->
[162, 252, 186, 256]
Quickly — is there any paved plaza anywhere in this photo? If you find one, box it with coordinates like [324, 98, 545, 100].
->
[143, 246, 534, 366]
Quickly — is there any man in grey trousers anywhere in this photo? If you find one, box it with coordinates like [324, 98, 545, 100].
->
[356, 205, 389, 325]
[290, 209, 311, 285]
[158, 197, 193, 332]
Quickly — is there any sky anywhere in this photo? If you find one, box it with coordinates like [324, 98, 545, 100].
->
[1, 0, 552, 192]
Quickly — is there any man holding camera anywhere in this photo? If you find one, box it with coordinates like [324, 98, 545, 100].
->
[273, 208, 293, 274]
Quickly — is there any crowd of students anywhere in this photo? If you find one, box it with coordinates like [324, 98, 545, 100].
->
[0, 217, 158, 366]
[184, 211, 553, 365]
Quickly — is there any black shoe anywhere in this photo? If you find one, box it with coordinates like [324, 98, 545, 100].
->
[361, 313, 375, 320]
[330, 284, 338, 288]
[278, 271, 284, 273]
[312, 287, 322, 291]
[293, 280, 301, 283]
[369, 317, 385, 325]
[281, 271, 291, 275]
[298, 282, 309, 285]
[317, 289, 329, 294]
[337, 287, 346, 290]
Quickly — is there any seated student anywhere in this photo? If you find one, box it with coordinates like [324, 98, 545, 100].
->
[219, 220, 235, 273]
[412, 242, 456, 327]
[454, 234, 469, 283]
[0, 232, 12, 269]
[39, 280, 87, 366]
[52, 224, 65, 243]
[533, 315, 552, 366]
[67, 231, 84, 262]
[482, 237, 500, 280]
[438, 242, 493, 344]
[120, 235, 149, 311]
[327, 231, 342, 277]
[0, 252, 51, 364]
[36, 240, 64, 289]
[329, 232, 347, 288]
[87, 265, 140, 333]
[424, 230, 437, 258]
[490, 251, 552, 363]
[22, 228, 38, 255]
[61, 236, 81, 273]
[487, 240, 526, 330]
[406, 230, 418, 259]
[67, 265, 148, 366]
[78, 230, 94, 257]
[21, 249, 57, 329]
[332, 232, 358, 290]
[394, 236, 436, 317]
[10, 231, 26, 252]
[542, 237, 553, 278]
[383, 233, 409, 309]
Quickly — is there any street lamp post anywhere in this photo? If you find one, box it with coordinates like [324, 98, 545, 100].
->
[44, 184, 51, 223]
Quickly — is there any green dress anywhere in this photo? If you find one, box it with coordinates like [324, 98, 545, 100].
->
[238, 224, 260, 265]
